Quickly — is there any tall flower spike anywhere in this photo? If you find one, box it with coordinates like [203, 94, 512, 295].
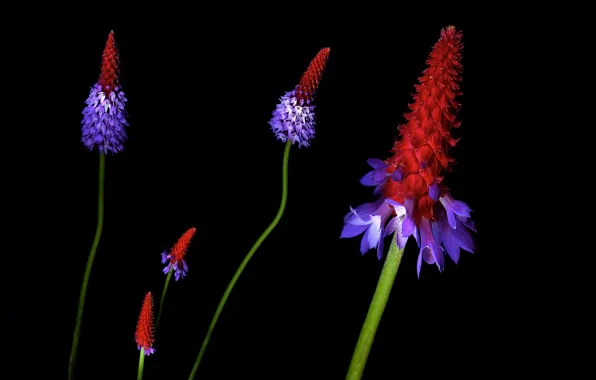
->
[135, 292, 155, 356]
[341, 26, 475, 277]
[81, 31, 129, 155]
[161, 227, 196, 281]
[269, 47, 331, 148]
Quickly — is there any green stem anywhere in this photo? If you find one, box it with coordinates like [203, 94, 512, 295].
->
[68, 154, 105, 380]
[156, 269, 173, 330]
[346, 236, 404, 380]
[188, 140, 292, 380]
[137, 348, 145, 380]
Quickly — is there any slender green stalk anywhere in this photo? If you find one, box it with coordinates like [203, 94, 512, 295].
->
[156, 269, 173, 330]
[137, 348, 146, 380]
[346, 236, 405, 380]
[68, 154, 106, 380]
[188, 140, 292, 380]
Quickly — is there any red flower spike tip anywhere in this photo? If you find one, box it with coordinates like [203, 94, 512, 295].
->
[98, 30, 121, 95]
[135, 292, 155, 355]
[383, 25, 464, 224]
[296, 47, 331, 103]
[170, 227, 196, 263]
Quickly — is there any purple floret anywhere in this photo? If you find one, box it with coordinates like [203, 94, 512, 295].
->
[81, 83, 129, 154]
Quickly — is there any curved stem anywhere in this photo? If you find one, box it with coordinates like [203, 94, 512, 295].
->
[69, 154, 105, 380]
[137, 349, 145, 380]
[188, 140, 292, 380]
[156, 269, 173, 331]
[346, 236, 404, 380]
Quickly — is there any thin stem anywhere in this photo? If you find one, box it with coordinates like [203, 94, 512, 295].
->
[346, 236, 404, 380]
[68, 154, 105, 380]
[137, 348, 145, 380]
[188, 140, 292, 380]
[156, 269, 173, 330]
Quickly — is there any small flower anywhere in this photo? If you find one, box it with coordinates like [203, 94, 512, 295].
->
[269, 47, 331, 148]
[161, 227, 196, 281]
[81, 31, 129, 155]
[135, 292, 155, 355]
[341, 26, 475, 277]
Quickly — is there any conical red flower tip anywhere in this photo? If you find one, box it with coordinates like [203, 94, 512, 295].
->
[135, 292, 155, 355]
[98, 31, 121, 95]
[170, 227, 196, 262]
[383, 25, 464, 222]
[297, 47, 331, 102]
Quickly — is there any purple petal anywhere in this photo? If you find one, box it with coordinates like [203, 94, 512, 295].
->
[376, 230, 385, 260]
[402, 215, 415, 237]
[412, 227, 420, 246]
[395, 228, 409, 249]
[422, 247, 436, 264]
[344, 201, 379, 223]
[365, 215, 382, 250]
[437, 219, 461, 263]
[419, 217, 444, 272]
[341, 222, 369, 238]
[429, 181, 440, 201]
[372, 167, 389, 182]
[459, 216, 477, 232]
[417, 252, 423, 278]
[452, 222, 476, 253]
[360, 233, 370, 254]
[391, 168, 404, 181]
[360, 171, 378, 186]
[440, 193, 472, 228]
[384, 217, 398, 238]
[367, 158, 386, 169]
[401, 198, 415, 237]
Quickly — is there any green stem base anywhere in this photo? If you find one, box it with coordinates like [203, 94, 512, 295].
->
[137, 349, 145, 380]
[346, 236, 404, 380]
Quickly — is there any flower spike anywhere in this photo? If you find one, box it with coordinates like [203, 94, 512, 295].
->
[81, 31, 129, 155]
[269, 47, 331, 148]
[341, 26, 475, 277]
[161, 227, 197, 281]
[135, 292, 155, 356]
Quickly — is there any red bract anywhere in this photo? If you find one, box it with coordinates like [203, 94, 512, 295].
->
[382, 26, 463, 225]
[98, 31, 120, 95]
[135, 292, 155, 355]
[296, 47, 331, 103]
[170, 227, 196, 263]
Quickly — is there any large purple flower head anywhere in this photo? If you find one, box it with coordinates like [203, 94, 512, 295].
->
[81, 31, 129, 155]
[269, 48, 330, 148]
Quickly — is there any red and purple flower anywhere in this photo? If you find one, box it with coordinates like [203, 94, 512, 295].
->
[161, 227, 196, 281]
[269, 48, 330, 148]
[81, 31, 128, 154]
[341, 26, 476, 277]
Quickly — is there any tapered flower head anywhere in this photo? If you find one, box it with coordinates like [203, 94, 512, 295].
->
[81, 31, 129, 155]
[135, 292, 155, 355]
[161, 227, 196, 281]
[341, 26, 475, 277]
[269, 47, 330, 148]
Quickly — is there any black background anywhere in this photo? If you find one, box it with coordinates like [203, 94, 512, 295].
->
[6, 10, 523, 380]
